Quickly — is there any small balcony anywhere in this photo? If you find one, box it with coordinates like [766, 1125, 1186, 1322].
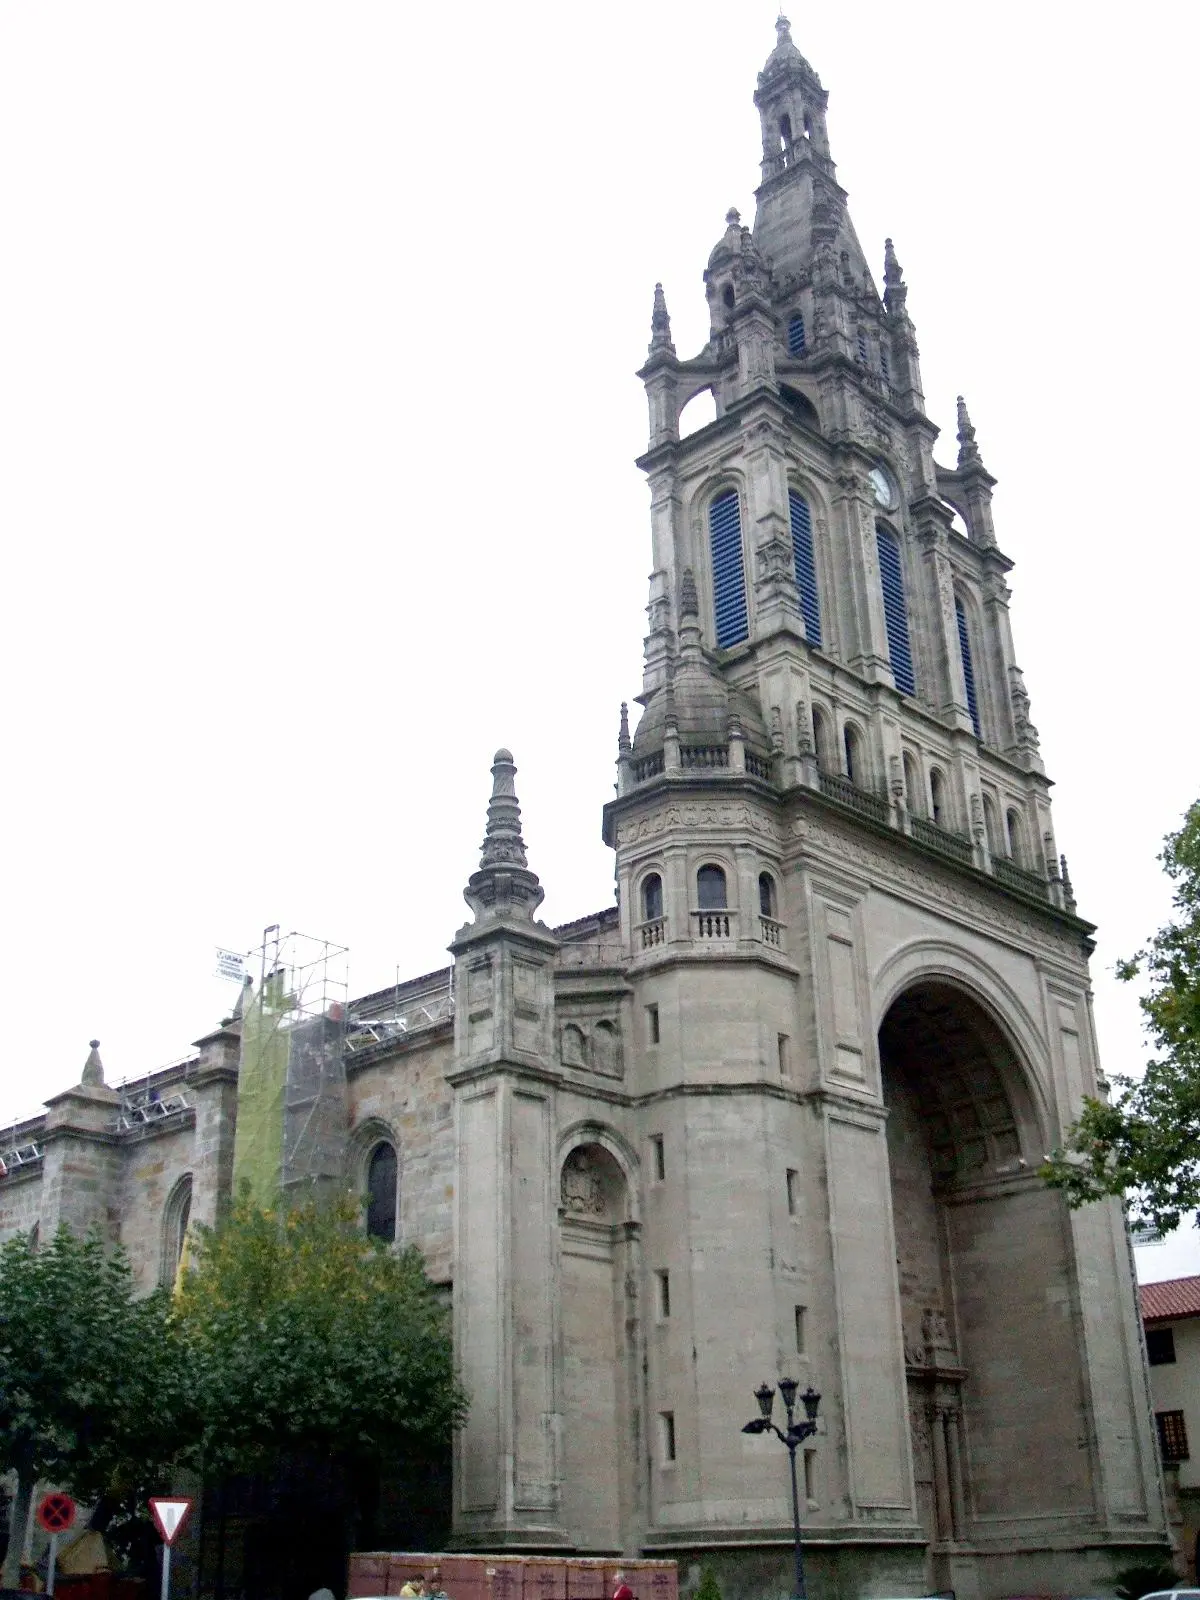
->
[691, 908, 736, 941]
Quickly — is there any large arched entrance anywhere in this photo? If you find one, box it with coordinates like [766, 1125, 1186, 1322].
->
[558, 1141, 639, 1552]
[879, 981, 1091, 1557]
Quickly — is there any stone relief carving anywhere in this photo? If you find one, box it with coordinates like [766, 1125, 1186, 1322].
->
[558, 1015, 623, 1078]
[616, 801, 780, 847]
[561, 1149, 605, 1216]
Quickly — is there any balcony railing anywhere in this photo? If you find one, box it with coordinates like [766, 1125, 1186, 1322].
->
[760, 915, 784, 948]
[680, 745, 729, 770]
[910, 816, 975, 867]
[818, 769, 890, 824]
[991, 854, 1048, 897]
[691, 909, 735, 941]
[638, 917, 667, 949]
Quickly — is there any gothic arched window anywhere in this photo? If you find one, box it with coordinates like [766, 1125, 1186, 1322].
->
[787, 314, 806, 356]
[160, 1174, 193, 1287]
[709, 491, 749, 649]
[1006, 808, 1026, 866]
[779, 114, 793, 148]
[955, 597, 982, 739]
[788, 490, 821, 647]
[696, 864, 728, 910]
[367, 1141, 398, 1244]
[642, 872, 664, 923]
[876, 525, 916, 696]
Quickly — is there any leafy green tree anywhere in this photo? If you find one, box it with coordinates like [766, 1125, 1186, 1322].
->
[693, 1567, 723, 1600]
[1045, 801, 1200, 1234]
[174, 1194, 466, 1519]
[0, 1227, 186, 1586]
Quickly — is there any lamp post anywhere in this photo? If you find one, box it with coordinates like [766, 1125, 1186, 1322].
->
[741, 1377, 821, 1600]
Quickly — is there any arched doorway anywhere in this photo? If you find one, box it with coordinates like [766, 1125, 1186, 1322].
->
[558, 1142, 638, 1551]
[879, 982, 1090, 1558]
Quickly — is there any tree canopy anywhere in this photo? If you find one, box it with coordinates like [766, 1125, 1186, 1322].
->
[1044, 800, 1200, 1234]
[173, 1193, 466, 1483]
[0, 1226, 185, 1584]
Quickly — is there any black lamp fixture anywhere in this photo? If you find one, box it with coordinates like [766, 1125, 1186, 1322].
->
[741, 1376, 821, 1600]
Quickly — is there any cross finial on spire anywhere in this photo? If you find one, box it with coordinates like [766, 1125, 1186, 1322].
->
[81, 1039, 105, 1088]
[956, 394, 982, 467]
[649, 282, 676, 356]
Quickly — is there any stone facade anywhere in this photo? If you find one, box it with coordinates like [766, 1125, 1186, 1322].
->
[0, 18, 1172, 1600]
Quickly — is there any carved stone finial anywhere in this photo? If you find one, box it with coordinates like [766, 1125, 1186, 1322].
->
[680, 567, 699, 619]
[1060, 854, 1076, 911]
[81, 1039, 105, 1088]
[463, 749, 544, 921]
[618, 701, 632, 755]
[884, 237, 903, 286]
[775, 12, 792, 44]
[956, 394, 982, 467]
[725, 206, 741, 228]
[649, 282, 676, 356]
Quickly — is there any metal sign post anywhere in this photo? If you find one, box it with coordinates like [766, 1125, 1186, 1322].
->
[148, 1499, 192, 1600]
[36, 1494, 76, 1598]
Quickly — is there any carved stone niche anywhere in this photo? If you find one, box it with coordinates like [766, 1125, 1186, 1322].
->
[557, 1012, 624, 1079]
[559, 1145, 625, 1222]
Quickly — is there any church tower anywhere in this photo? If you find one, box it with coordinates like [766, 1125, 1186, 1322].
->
[590, 17, 1166, 1597]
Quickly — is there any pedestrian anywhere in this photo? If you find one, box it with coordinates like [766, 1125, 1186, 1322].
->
[612, 1573, 633, 1600]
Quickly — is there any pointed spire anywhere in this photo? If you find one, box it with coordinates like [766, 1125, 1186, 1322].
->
[648, 282, 675, 356]
[1060, 855, 1076, 912]
[956, 394, 983, 468]
[775, 12, 792, 45]
[81, 1039, 105, 1088]
[680, 567, 699, 619]
[231, 974, 253, 1021]
[884, 237, 903, 288]
[618, 701, 632, 755]
[463, 749, 544, 921]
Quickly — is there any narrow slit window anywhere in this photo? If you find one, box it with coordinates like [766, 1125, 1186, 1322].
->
[646, 1004, 661, 1046]
[880, 346, 890, 383]
[652, 1134, 666, 1181]
[709, 491, 749, 648]
[857, 330, 869, 363]
[794, 1304, 807, 1353]
[787, 314, 806, 356]
[778, 1033, 791, 1079]
[955, 598, 982, 738]
[788, 490, 821, 646]
[786, 1168, 799, 1217]
[804, 1448, 817, 1503]
[659, 1411, 677, 1463]
[657, 1270, 671, 1319]
[876, 525, 916, 696]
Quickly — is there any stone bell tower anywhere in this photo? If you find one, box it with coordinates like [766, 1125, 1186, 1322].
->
[595, 16, 1166, 1598]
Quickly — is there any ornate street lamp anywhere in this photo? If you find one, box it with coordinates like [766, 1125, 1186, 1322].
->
[742, 1378, 821, 1600]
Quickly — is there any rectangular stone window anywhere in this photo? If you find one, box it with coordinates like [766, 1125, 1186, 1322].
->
[1157, 1409, 1189, 1464]
[804, 1448, 817, 1506]
[656, 1270, 671, 1319]
[794, 1304, 807, 1354]
[778, 1033, 791, 1078]
[1146, 1327, 1176, 1366]
[646, 1003, 660, 1045]
[651, 1134, 666, 1182]
[786, 1168, 799, 1217]
[659, 1410, 677, 1464]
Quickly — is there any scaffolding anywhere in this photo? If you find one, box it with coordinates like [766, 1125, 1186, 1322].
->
[231, 927, 350, 1209]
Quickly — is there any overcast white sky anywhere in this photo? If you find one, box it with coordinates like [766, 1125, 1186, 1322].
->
[1, 1, 1196, 1260]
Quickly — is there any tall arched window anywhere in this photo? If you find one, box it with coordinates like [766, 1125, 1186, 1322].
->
[779, 114, 793, 148]
[929, 768, 947, 828]
[642, 872, 663, 923]
[903, 751, 921, 816]
[788, 490, 821, 647]
[160, 1174, 193, 1287]
[876, 525, 916, 696]
[1006, 808, 1026, 866]
[844, 723, 865, 788]
[758, 872, 776, 918]
[787, 314, 806, 356]
[982, 794, 1001, 857]
[367, 1141, 398, 1243]
[709, 491, 748, 649]
[955, 597, 982, 739]
[812, 705, 834, 772]
[696, 865, 728, 910]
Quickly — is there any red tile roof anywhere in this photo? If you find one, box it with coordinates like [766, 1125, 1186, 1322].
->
[1141, 1275, 1200, 1322]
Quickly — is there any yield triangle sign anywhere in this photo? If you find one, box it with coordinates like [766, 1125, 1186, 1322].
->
[149, 1497, 193, 1546]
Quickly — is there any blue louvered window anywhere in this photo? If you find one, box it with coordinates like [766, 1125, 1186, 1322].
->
[880, 346, 890, 382]
[857, 330, 869, 363]
[876, 525, 916, 696]
[709, 491, 748, 648]
[955, 597, 982, 738]
[787, 314, 806, 356]
[788, 490, 822, 647]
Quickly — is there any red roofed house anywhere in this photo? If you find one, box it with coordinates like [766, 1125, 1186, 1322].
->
[1142, 1275, 1200, 1577]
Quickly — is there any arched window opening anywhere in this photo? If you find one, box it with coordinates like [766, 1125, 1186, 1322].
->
[642, 872, 663, 924]
[678, 387, 717, 440]
[1006, 808, 1025, 865]
[802, 112, 813, 138]
[857, 330, 869, 364]
[780, 384, 819, 430]
[812, 705, 834, 772]
[955, 598, 982, 739]
[876, 525, 916, 696]
[367, 1141, 398, 1243]
[160, 1174, 193, 1288]
[982, 794, 1001, 857]
[787, 314, 807, 357]
[779, 114, 793, 148]
[758, 872, 776, 918]
[788, 490, 822, 647]
[709, 491, 749, 649]
[930, 768, 947, 828]
[903, 751, 921, 816]
[723, 284, 735, 310]
[844, 723, 865, 789]
[696, 864, 728, 910]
